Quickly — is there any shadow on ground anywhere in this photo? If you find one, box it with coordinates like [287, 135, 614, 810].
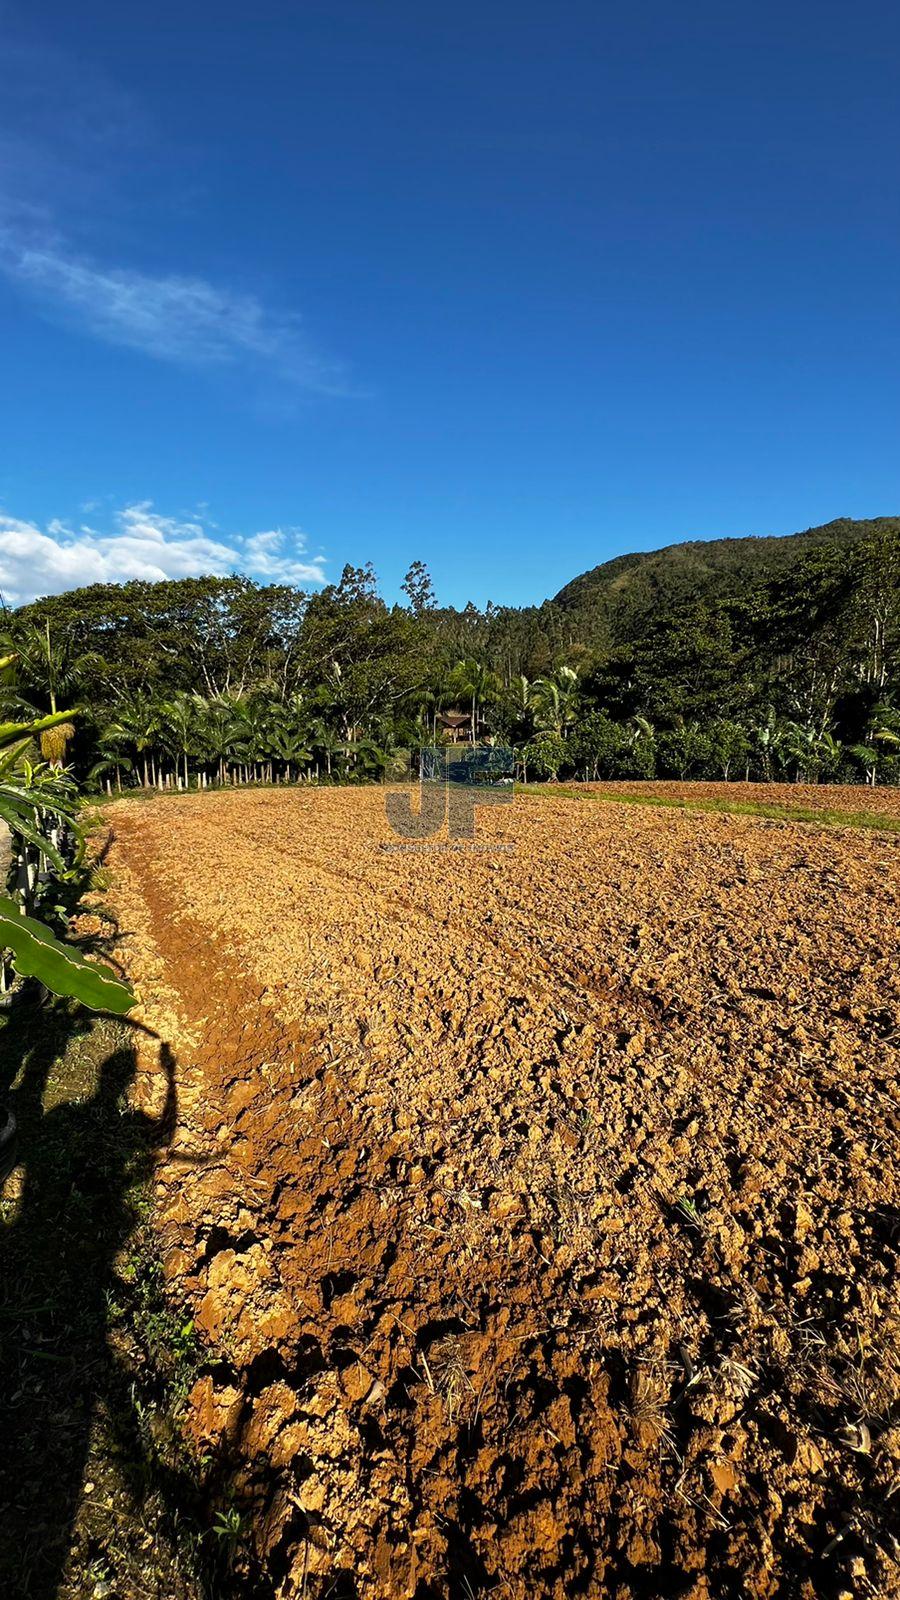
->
[0, 987, 219, 1600]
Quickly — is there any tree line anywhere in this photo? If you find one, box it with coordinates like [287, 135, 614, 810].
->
[4, 516, 900, 789]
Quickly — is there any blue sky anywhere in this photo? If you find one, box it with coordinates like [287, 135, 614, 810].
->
[1, 0, 898, 608]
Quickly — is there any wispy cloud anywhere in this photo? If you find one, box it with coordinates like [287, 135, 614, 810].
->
[0, 220, 351, 394]
[0, 502, 327, 606]
[0, 23, 355, 398]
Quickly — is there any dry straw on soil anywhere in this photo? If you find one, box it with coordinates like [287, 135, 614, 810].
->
[106, 787, 900, 1600]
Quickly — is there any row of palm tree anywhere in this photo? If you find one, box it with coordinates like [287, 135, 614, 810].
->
[71, 685, 900, 793]
[85, 662, 590, 792]
[91, 690, 392, 792]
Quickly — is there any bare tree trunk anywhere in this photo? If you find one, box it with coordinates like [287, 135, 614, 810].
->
[16, 848, 33, 913]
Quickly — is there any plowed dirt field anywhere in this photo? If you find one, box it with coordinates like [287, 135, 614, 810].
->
[105, 787, 900, 1600]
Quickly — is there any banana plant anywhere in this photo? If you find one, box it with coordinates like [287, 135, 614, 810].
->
[0, 898, 134, 1012]
[0, 711, 133, 1013]
[266, 723, 313, 781]
[0, 712, 81, 873]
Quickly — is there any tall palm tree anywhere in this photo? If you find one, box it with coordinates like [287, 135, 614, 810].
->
[103, 693, 160, 787]
[308, 717, 343, 779]
[219, 697, 258, 781]
[449, 658, 498, 745]
[3, 620, 103, 717]
[158, 692, 198, 788]
[531, 666, 580, 737]
[489, 674, 536, 755]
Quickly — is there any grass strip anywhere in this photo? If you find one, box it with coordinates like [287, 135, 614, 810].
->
[517, 783, 900, 834]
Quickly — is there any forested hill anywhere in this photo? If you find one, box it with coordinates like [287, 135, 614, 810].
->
[4, 514, 900, 787]
[552, 516, 891, 616]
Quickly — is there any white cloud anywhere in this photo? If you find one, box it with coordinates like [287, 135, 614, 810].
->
[239, 529, 329, 586]
[0, 222, 350, 394]
[0, 503, 327, 605]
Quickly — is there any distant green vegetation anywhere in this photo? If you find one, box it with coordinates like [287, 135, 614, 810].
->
[4, 515, 900, 791]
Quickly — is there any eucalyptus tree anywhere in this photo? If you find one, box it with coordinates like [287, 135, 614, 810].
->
[401, 560, 437, 616]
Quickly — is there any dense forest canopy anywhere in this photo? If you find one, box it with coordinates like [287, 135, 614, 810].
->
[4, 516, 900, 787]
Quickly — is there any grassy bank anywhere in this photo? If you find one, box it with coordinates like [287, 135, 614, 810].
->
[519, 782, 900, 834]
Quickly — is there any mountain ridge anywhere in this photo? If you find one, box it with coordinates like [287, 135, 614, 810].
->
[551, 516, 897, 612]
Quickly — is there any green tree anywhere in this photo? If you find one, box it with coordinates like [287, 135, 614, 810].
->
[401, 560, 437, 616]
[523, 730, 566, 781]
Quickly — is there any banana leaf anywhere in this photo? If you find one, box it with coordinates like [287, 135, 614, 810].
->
[0, 895, 134, 1012]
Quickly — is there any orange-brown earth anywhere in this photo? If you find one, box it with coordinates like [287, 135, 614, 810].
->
[104, 787, 900, 1600]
